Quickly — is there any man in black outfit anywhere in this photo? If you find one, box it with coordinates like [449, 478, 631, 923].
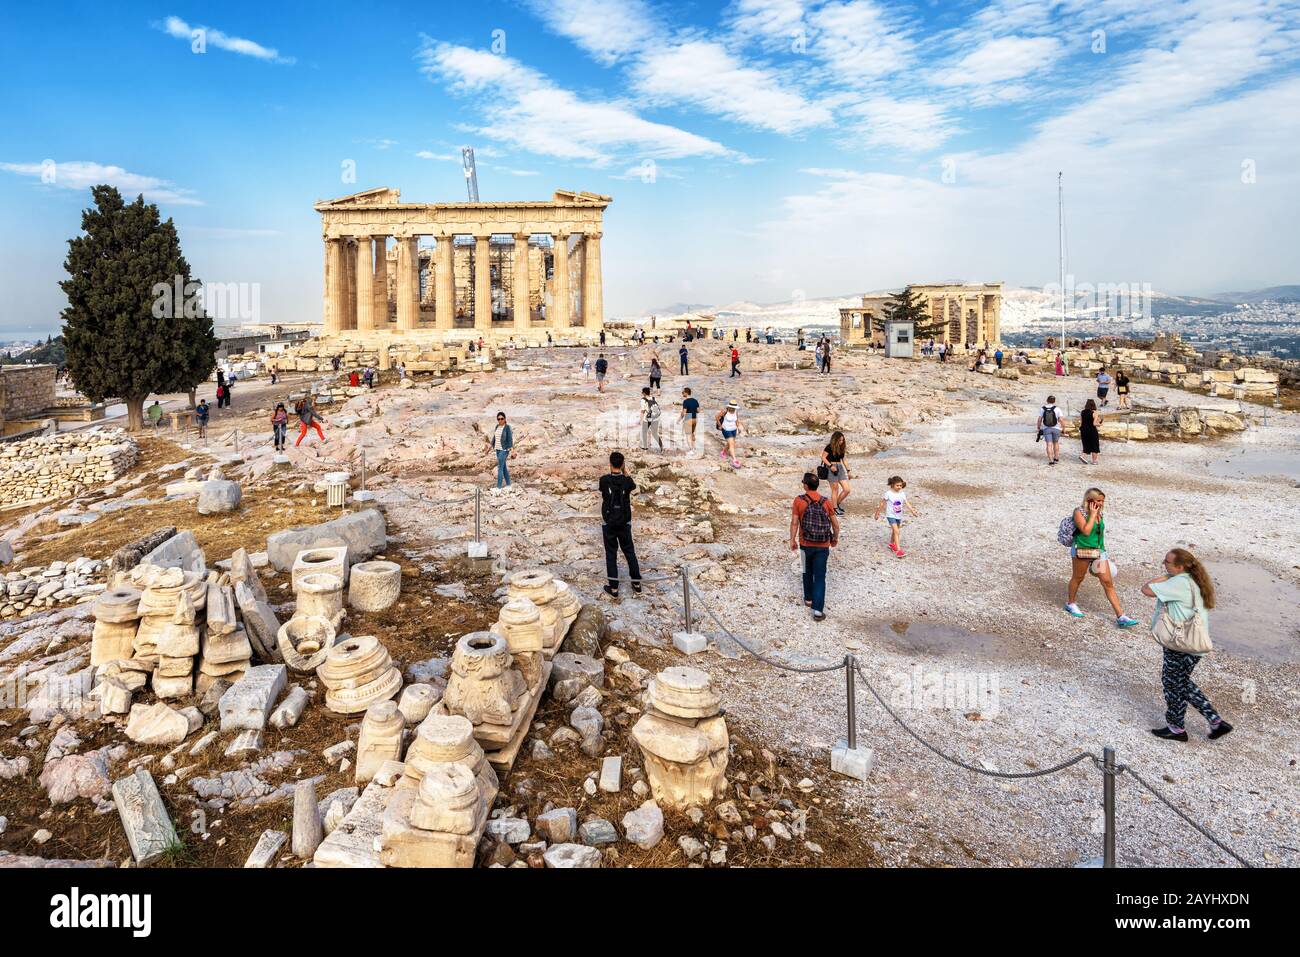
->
[599, 451, 641, 598]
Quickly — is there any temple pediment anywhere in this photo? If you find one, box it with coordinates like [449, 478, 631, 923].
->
[316, 187, 402, 209]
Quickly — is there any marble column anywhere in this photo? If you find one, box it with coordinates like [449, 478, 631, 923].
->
[582, 232, 603, 330]
[343, 240, 357, 330]
[474, 235, 491, 331]
[397, 236, 419, 332]
[356, 236, 375, 333]
[435, 235, 454, 330]
[325, 238, 345, 335]
[551, 232, 569, 329]
[959, 296, 969, 347]
[372, 237, 389, 326]
[513, 233, 531, 331]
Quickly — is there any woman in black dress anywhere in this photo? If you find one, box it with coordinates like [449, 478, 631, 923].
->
[1079, 399, 1102, 465]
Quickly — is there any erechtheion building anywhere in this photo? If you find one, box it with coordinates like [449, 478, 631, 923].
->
[316, 187, 610, 344]
[840, 283, 1003, 348]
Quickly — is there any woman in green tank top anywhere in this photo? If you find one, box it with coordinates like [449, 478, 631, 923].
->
[1065, 487, 1139, 627]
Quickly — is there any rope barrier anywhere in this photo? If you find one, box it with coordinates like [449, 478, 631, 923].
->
[1119, 765, 1254, 868]
[852, 660, 1098, 779]
[688, 582, 845, 674]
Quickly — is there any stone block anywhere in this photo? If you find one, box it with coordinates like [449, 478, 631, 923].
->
[535, 807, 577, 843]
[672, 631, 708, 655]
[831, 738, 874, 782]
[197, 480, 242, 515]
[621, 801, 664, 849]
[599, 755, 622, 792]
[111, 769, 177, 865]
[292, 547, 349, 591]
[141, 530, 201, 569]
[551, 652, 604, 689]
[219, 664, 287, 731]
[578, 818, 618, 845]
[543, 843, 602, 868]
[267, 508, 386, 571]
[125, 703, 189, 745]
[244, 829, 287, 868]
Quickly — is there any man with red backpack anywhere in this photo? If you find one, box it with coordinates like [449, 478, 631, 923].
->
[789, 472, 840, 621]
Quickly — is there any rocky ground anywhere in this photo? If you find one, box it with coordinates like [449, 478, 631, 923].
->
[1, 339, 1295, 867]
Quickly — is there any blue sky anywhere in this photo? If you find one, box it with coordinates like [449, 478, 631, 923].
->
[2, 0, 1299, 337]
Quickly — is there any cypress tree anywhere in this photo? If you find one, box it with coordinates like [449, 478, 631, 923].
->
[60, 185, 217, 429]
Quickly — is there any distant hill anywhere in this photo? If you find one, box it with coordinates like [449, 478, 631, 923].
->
[1, 336, 65, 367]
[1211, 285, 1300, 304]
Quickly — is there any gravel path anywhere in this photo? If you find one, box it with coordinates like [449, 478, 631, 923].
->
[676, 357, 1300, 867]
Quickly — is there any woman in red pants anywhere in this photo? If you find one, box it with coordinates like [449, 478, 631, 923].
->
[294, 395, 327, 446]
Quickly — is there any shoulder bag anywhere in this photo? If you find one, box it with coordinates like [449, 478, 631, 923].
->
[1151, 582, 1212, 655]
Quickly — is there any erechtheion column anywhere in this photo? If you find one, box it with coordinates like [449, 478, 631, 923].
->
[474, 236, 491, 331]
[325, 239, 346, 336]
[551, 232, 570, 329]
[397, 236, 419, 331]
[372, 236, 388, 326]
[513, 234, 530, 330]
[435, 235, 454, 330]
[356, 236, 375, 332]
[582, 232, 603, 330]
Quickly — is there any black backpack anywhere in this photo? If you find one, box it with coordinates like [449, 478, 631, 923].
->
[602, 478, 631, 525]
[1041, 406, 1058, 428]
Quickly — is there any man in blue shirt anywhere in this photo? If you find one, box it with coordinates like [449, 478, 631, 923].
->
[678, 387, 700, 455]
[679, 343, 689, 375]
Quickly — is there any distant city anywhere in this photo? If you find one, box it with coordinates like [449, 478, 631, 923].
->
[999, 298, 1300, 359]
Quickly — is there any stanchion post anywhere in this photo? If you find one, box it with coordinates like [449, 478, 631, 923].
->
[360, 448, 367, 490]
[1103, 746, 1116, 868]
[681, 565, 692, 633]
[845, 654, 857, 751]
[474, 487, 481, 542]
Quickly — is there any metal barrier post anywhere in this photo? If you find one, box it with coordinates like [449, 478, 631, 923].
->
[845, 655, 857, 751]
[1103, 746, 1117, 868]
[360, 448, 367, 491]
[681, 565, 692, 633]
[474, 487, 481, 542]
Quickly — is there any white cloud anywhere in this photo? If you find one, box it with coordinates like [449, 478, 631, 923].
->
[932, 35, 1061, 88]
[520, 0, 661, 65]
[418, 40, 736, 165]
[155, 16, 294, 64]
[807, 0, 916, 85]
[0, 160, 203, 206]
[416, 150, 458, 161]
[631, 40, 832, 133]
[840, 96, 957, 151]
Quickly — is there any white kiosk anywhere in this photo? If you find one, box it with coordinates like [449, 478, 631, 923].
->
[884, 320, 915, 358]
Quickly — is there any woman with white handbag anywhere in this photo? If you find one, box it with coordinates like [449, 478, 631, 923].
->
[1141, 548, 1234, 742]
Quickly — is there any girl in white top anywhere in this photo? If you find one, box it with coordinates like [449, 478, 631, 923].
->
[714, 400, 741, 467]
[872, 475, 920, 557]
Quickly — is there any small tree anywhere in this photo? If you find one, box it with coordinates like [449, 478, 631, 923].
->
[60, 185, 217, 430]
[875, 285, 947, 340]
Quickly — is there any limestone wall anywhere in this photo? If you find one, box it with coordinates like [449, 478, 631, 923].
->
[0, 428, 138, 507]
[0, 364, 57, 421]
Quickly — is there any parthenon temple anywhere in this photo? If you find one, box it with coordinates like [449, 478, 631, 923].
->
[317, 187, 611, 343]
[839, 282, 1003, 348]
